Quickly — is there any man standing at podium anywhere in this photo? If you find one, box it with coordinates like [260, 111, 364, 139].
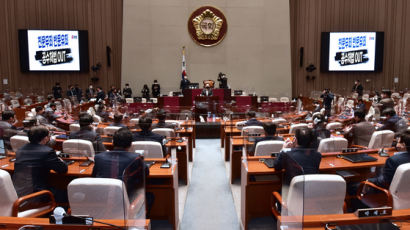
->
[201, 83, 213, 96]
[180, 75, 190, 90]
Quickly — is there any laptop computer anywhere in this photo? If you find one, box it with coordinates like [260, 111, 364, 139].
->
[338, 153, 377, 163]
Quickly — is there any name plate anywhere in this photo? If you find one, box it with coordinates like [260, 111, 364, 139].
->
[354, 207, 392, 218]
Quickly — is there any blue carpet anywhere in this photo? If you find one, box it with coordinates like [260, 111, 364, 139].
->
[180, 139, 240, 230]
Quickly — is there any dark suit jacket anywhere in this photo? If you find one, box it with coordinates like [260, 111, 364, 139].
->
[85, 88, 95, 99]
[274, 147, 322, 185]
[379, 98, 395, 113]
[69, 127, 107, 153]
[350, 121, 375, 146]
[369, 152, 410, 188]
[92, 149, 149, 199]
[380, 115, 401, 132]
[133, 131, 166, 156]
[13, 143, 68, 196]
[180, 79, 190, 90]
[92, 149, 148, 179]
[245, 118, 263, 127]
[201, 88, 213, 97]
[96, 91, 106, 102]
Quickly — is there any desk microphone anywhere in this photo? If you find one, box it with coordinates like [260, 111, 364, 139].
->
[52, 207, 125, 229]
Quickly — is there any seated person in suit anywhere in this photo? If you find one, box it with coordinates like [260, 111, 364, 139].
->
[311, 114, 331, 148]
[253, 123, 284, 151]
[378, 108, 404, 133]
[0, 110, 18, 150]
[344, 110, 375, 146]
[44, 103, 59, 123]
[110, 114, 127, 128]
[13, 126, 68, 201]
[377, 90, 395, 113]
[133, 116, 166, 156]
[245, 111, 263, 127]
[367, 130, 410, 188]
[69, 113, 106, 153]
[16, 119, 37, 136]
[152, 110, 175, 129]
[355, 99, 366, 112]
[93, 128, 148, 179]
[92, 128, 153, 216]
[95, 103, 109, 122]
[35, 106, 61, 131]
[201, 83, 213, 97]
[0, 110, 17, 130]
[274, 128, 322, 183]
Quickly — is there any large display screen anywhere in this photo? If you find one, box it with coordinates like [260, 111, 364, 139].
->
[321, 32, 384, 72]
[19, 29, 89, 72]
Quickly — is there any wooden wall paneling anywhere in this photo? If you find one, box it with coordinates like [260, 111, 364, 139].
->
[0, 0, 123, 96]
[290, 0, 410, 97]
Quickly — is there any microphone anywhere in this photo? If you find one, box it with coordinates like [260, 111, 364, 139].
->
[52, 207, 125, 229]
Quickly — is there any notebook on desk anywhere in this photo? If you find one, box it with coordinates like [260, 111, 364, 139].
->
[338, 153, 377, 163]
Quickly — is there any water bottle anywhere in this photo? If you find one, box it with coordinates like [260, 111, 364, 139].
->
[207, 111, 211, 120]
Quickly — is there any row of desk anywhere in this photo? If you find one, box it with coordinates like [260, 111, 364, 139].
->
[0, 155, 179, 230]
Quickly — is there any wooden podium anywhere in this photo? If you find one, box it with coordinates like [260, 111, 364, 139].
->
[182, 88, 231, 106]
[194, 95, 220, 121]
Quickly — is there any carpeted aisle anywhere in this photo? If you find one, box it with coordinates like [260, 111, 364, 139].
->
[180, 139, 240, 230]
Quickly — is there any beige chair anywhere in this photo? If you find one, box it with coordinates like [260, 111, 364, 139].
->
[326, 122, 343, 131]
[10, 135, 29, 152]
[129, 118, 139, 125]
[255, 140, 285, 156]
[367, 130, 394, 149]
[346, 99, 355, 109]
[242, 126, 264, 136]
[317, 137, 348, 153]
[362, 94, 370, 101]
[358, 163, 410, 210]
[141, 98, 147, 103]
[152, 128, 175, 138]
[129, 141, 163, 158]
[63, 139, 95, 158]
[289, 123, 308, 134]
[165, 120, 181, 128]
[280, 97, 290, 103]
[271, 118, 287, 124]
[93, 115, 102, 123]
[10, 100, 20, 109]
[272, 174, 346, 217]
[104, 126, 122, 136]
[0, 169, 55, 217]
[235, 121, 247, 130]
[269, 97, 278, 102]
[68, 178, 130, 219]
[150, 98, 158, 103]
[69, 124, 81, 132]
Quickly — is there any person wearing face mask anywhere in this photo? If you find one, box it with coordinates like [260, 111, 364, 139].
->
[86, 84, 95, 100]
[123, 83, 133, 98]
[201, 83, 213, 97]
[152, 80, 161, 98]
[180, 75, 190, 91]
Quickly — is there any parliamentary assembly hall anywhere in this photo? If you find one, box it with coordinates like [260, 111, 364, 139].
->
[0, 0, 410, 229]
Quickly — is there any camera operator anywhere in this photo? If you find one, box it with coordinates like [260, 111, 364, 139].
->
[217, 72, 228, 89]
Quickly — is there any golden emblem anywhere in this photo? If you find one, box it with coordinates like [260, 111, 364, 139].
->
[192, 9, 223, 40]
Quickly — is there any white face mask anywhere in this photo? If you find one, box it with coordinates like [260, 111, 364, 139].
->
[89, 86, 93, 89]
